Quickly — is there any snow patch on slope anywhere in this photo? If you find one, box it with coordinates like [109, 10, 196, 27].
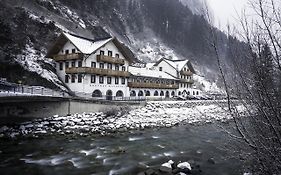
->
[193, 74, 223, 93]
[15, 44, 67, 91]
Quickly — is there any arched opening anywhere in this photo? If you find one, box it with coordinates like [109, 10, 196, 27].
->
[116, 90, 124, 97]
[154, 91, 159, 96]
[106, 90, 113, 100]
[160, 91, 164, 96]
[130, 90, 136, 97]
[193, 91, 195, 95]
[178, 91, 182, 96]
[165, 91, 170, 98]
[187, 91, 190, 95]
[145, 91, 151, 96]
[138, 91, 144, 97]
[171, 91, 175, 97]
[183, 90, 187, 96]
[92, 90, 102, 97]
[196, 91, 199, 95]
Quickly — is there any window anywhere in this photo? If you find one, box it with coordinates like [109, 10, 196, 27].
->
[59, 62, 63, 70]
[78, 74, 82, 83]
[91, 62, 96, 68]
[71, 74, 75, 83]
[72, 49, 75, 53]
[99, 76, 104, 84]
[122, 66, 126, 71]
[108, 51, 112, 56]
[65, 62, 69, 69]
[115, 65, 119, 71]
[115, 54, 119, 58]
[65, 75, 69, 83]
[100, 50, 104, 55]
[100, 63, 104, 69]
[115, 77, 119, 84]
[65, 50, 69, 54]
[107, 77, 112, 84]
[78, 61, 82, 67]
[107, 63, 112, 69]
[91, 75, 96, 83]
[71, 61, 75, 67]
[121, 77, 125, 84]
[159, 67, 163, 71]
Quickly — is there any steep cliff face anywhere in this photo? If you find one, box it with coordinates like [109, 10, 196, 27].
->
[0, 0, 229, 90]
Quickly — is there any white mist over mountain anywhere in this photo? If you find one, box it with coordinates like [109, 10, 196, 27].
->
[206, 0, 248, 30]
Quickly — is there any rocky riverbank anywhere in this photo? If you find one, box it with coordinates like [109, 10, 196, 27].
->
[0, 100, 244, 138]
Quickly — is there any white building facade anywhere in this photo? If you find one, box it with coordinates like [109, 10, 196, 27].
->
[47, 33, 131, 99]
[47, 32, 201, 100]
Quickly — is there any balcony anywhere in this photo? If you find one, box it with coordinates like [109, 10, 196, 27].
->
[97, 55, 125, 65]
[180, 79, 194, 84]
[65, 67, 130, 77]
[52, 53, 84, 61]
[128, 82, 179, 89]
[180, 70, 193, 76]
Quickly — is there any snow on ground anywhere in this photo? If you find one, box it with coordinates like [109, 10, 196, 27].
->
[15, 44, 67, 91]
[0, 100, 244, 138]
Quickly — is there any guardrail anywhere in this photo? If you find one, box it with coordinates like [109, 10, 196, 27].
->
[0, 85, 67, 97]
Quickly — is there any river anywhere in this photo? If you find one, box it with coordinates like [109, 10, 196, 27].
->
[0, 122, 245, 175]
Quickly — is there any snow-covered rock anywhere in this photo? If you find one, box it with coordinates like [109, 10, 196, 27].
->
[177, 162, 192, 170]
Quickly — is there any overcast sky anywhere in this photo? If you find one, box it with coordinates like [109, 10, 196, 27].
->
[206, 0, 248, 30]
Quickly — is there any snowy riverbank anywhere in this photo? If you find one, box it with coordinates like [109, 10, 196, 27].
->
[0, 100, 244, 138]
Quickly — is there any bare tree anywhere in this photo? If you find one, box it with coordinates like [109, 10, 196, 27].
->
[205, 0, 281, 174]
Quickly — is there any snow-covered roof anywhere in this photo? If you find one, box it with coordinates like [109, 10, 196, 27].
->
[145, 63, 156, 69]
[129, 66, 177, 80]
[164, 59, 189, 72]
[63, 33, 113, 54]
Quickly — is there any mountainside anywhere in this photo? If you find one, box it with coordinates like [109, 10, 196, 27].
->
[0, 0, 232, 91]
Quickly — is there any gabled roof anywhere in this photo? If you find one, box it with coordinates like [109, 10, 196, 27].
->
[129, 66, 178, 80]
[63, 32, 113, 54]
[154, 58, 196, 74]
[46, 32, 136, 63]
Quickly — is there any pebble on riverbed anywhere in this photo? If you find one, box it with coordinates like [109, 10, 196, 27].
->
[0, 101, 241, 139]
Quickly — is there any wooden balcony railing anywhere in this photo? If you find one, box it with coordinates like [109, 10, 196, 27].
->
[97, 55, 125, 65]
[65, 67, 130, 77]
[180, 70, 193, 76]
[128, 82, 179, 89]
[52, 53, 84, 61]
[180, 79, 194, 84]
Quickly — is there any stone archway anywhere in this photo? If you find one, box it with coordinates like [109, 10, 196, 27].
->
[92, 90, 102, 97]
[154, 91, 159, 96]
[138, 90, 144, 97]
[130, 90, 136, 97]
[145, 90, 151, 96]
[160, 91, 164, 96]
[165, 91, 170, 98]
[116, 90, 124, 97]
[106, 90, 113, 100]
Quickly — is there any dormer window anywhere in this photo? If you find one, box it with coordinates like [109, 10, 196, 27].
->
[108, 51, 112, 56]
[100, 50, 104, 55]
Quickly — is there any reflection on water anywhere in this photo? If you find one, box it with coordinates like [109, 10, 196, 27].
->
[0, 122, 245, 175]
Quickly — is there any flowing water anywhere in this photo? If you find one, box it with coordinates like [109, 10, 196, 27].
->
[0, 122, 245, 175]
